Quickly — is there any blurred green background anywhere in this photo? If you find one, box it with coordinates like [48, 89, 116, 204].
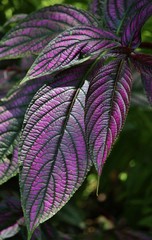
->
[0, 0, 152, 239]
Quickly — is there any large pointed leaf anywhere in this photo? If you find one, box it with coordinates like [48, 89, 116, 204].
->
[122, 2, 152, 48]
[19, 64, 91, 238]
[0, 4, 99, 59]
[22, 26, 119, 83]
[85, 59, 132, 175]
[0, 77, 50, 184]
[131, 53, 152, 105]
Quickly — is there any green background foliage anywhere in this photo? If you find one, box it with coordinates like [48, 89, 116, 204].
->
[0, 0, 152, 239]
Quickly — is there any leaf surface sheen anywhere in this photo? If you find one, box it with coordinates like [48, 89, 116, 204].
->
[0, 4, 99, 59]
[85, 59, 132, 175]
[0, 77, 51, 184]
[19, 65, 91, 236]
[23, 26, 119, 83]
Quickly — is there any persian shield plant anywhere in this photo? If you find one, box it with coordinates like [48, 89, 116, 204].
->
[0, 0, 152, 239]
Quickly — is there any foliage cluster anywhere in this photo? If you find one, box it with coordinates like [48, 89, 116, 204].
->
[0, 0, 152, 239]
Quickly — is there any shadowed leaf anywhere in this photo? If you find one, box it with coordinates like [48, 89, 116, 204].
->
[131, 53, 152, 105]
[85, 59, 132, 175]
[122, 2, 152, 48]
[0, 4, 99, 59]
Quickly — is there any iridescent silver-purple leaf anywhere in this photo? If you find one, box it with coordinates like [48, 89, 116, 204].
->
[122, 2, 152, 48]
[0, 77, 50, 184]
[19, 65, 91, 237]
[22, 26, 119, 83]
[85, 59, 132, 175]
[131, 53, 152, 105]
[0, 4, 99, 59]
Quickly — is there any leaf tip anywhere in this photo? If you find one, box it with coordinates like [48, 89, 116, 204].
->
[20, 76, 30, 85]
[96, 163, 104, 196]
[96, 174, 101, 197]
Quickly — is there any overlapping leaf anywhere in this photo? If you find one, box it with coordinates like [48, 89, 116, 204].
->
[22, 26, 119, 83]
[85, 59, 132, 175]
[0, 77, 50, 184]
[122, 2, 152, 48]
[0, 4, 99, 59]
[19, 64, 91, 238]
[131, 53, 152, 105]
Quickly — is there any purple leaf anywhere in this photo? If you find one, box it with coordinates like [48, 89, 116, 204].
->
[0, 145, 19, 185]
[19, 65, 91, 237]
[0, 219, 23, 239]
[122, 2, 152, 48]
[22, 26, 119, 83]
[85, 59, 132, 175]
[89, 0, 103, 21]
[0, 4, 99, 59]
[131, 53, 152, 105]
[0, 77, 50, 184]
[103, 0, 151, 35]
[3, 14, 27, 27]
[131, 53, 152, 75]
[104, 0, 133, 33]
[0, 196, 22, 230]
[0, 195, 23, 239]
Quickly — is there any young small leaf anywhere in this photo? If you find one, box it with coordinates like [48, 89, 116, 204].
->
[19, 65, 91, 237]
[22, 26, 119, 83]
[122, 2, 152, 48]
[0, 4, 99, 59]
[85, 59, 132, 175]
[0, 77, 50, 184]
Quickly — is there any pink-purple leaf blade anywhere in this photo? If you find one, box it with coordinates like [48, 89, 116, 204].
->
[0, 77, 50, 184]
[22, 26, 119, 83]
[85, 59, 132, 175]
[0, 4, 99, 59]
[19, 65, 91, 237]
